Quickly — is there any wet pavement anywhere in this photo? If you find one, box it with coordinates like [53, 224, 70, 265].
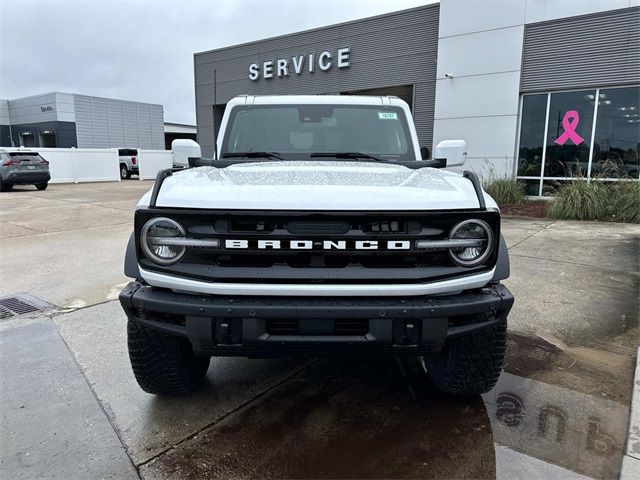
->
[1, 182, 638, 479]
[136, 332, 633, 480]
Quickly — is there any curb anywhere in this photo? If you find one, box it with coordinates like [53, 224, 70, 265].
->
[620, 347, 640, 480]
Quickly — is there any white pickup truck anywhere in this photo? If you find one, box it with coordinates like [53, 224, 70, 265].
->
[120, 95, 513, 396]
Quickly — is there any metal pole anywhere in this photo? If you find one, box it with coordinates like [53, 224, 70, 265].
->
[212, 69, 218, 160]
[7, 103, 14, 147]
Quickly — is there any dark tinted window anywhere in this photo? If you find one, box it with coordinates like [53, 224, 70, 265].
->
[222, 105, 415, 161]
[544, 90, 595, 178]
[119, 149, 137, 156]
[517, 94, 547, 177]
[592, 86, 640, 179]
[8, 152, 44, 161]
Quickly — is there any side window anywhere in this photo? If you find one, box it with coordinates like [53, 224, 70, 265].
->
[517, 94, 547, 179]
[544, 90, 595, 178]
[593, 86, 640, 179]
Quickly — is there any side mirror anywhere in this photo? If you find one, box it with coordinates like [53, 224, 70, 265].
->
[172, 139, 201, 168]
[434, 140, 467, 168]
[420, 146, 431, 160]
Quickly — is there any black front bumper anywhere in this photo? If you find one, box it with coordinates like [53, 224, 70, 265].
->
[119, 282, 514, 357]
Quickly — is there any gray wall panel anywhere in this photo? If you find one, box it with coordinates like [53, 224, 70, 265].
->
[194, 4, 439, 157]
[122, 102, 140, 147]
[0, 100, 9, 125]
[107, 101, 125, 147]
[90, 97, 110, 148]
[74, 95, 164, 149]
[521, 7, 640, 92]
[74, 95, 95, 148]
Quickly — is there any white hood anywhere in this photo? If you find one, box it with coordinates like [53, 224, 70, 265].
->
[140, 161, 496, 211]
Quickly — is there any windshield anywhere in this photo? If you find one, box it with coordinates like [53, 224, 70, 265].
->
[221, 104, 416, 161]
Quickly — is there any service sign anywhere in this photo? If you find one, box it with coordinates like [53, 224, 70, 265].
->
[249, 47, 350, 81]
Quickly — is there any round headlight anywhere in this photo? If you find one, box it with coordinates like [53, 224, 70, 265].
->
[141, 217, 186, 265]
[448, 219, 493, 267]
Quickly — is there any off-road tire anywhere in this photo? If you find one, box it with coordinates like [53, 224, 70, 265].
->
[35, 182, 48, 190]
[424, 316, 507, 395]
[127, 320, 210, 395]
[120, 164, 131, 180]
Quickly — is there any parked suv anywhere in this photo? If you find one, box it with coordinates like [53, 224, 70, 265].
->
[0, 150, 51, 191]
[120, 95, 513, 396]
[119, 148, 139, 179]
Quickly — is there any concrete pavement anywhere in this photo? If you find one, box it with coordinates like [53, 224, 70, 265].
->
[0, 181, 151, 308]
[0, 181, 638, 479]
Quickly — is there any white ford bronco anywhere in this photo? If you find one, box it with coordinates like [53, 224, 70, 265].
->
[120, 95, 513, 396]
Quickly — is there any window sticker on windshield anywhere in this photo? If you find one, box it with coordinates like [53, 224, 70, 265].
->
[378, 112, 398, 120]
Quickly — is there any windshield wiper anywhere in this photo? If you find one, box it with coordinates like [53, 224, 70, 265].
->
[221, 151, 286, 160]
[309, 152, 385, 162]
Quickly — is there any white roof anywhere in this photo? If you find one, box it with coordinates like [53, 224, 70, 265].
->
[227, 94, 408, 107]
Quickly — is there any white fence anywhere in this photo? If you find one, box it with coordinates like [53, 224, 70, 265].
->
[4, 147, 174, 183]
[137, 150, 174, 180]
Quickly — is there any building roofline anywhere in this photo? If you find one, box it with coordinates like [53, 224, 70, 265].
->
[194, 2, 439, 57]
[164, 121, 196, 128]
[4, 91, 163, 108]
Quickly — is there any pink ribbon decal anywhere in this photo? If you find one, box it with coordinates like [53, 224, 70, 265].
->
[554, 110, 584, 145]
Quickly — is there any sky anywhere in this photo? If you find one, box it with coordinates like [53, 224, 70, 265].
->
[0, 0, 436, 125]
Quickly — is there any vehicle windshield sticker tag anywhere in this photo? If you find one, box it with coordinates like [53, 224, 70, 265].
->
[378, 112, 398, 120]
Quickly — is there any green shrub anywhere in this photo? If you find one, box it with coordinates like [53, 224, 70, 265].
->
[483, 178, 526, 205]
[547, 180, 639, 223]
[609, 181, 640, 223]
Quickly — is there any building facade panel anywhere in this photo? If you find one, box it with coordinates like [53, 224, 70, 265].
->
[524, 0, 632, 24]
[122, 102, 140, 147]
[0, 100, 9, 125]
[435, 26, 524, 79]
[53, 92, 76, 122]
[150, 104, 166, 148]
[89, 97, 111, 148]
[437, 0, 526, 38]
[106, 101, 125, 147]
[6, 93, 61, 125]
[435, 71, 522, 119]
[1, 92, 165, 149]
[433, 1, 527, 180]
[521, 7, 640, 92]
[73, 95, 95, 148]
[72, 95, 164, 149]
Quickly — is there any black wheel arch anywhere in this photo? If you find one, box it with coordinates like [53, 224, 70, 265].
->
[124, 232, 141, 278]
[492, 234, 510, 281]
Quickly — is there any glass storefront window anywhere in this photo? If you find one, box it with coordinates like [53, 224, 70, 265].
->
[544, 90, 595, 178]
[516, 85, 640, 195]
[517, 94, 547, 177]
[522, 179, 541, 196]
[593, 86, 640, 179]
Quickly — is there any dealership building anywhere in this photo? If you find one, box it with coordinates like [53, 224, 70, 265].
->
[194, 0, 639, 195]
[0, 92, 166, 150]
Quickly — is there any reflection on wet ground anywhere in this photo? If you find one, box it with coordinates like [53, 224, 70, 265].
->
[141, 333, 635, 480]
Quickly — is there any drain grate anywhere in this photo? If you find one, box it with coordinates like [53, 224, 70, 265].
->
[0, 295, 49, 319]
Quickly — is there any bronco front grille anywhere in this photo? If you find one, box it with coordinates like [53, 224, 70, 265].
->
[135, 209, 500, 284]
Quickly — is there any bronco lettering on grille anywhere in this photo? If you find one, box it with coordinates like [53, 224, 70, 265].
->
[224, 239, 411, 250]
